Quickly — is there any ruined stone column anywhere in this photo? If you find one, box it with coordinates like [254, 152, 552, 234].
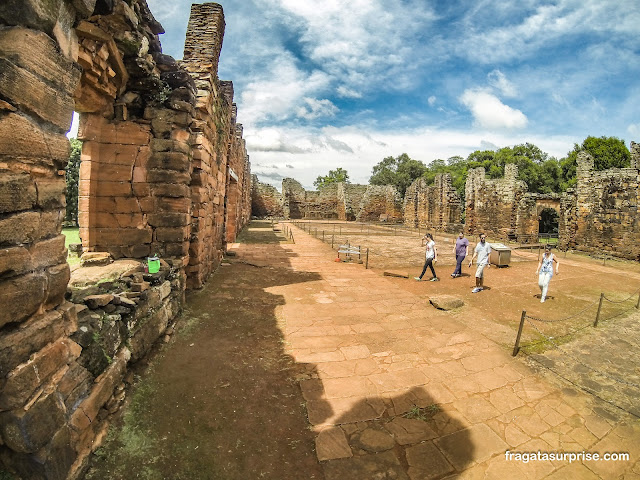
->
[630, 141, 639, 170]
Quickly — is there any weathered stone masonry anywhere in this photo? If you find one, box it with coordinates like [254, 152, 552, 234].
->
[559, 147, 640, 259]
[403, 174, 463, 233]
[254, 144, 640, 259]
[255, 177, 402, 222]
[0, 2, 250, 479]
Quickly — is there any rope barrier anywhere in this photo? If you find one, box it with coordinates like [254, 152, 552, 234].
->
[524, 298, 600, 323]
[602, 287, 640, 304]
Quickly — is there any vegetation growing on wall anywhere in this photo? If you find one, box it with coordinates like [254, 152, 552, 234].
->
[313, 167, 350, 189]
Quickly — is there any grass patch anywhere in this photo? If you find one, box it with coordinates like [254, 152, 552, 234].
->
[403, 404, 441, 421]
[62, 227, 81, 266]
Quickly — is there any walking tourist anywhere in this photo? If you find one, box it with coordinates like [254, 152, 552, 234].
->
[468, 233, 491, 293]
[451, 231, 469, 278]
[536, 244, 559, 303]
[415, 233, 439, 282]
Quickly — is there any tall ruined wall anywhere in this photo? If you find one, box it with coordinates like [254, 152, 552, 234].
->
[279, 180, 398, 221]
[0, 2, 251, 478]
[75, 0, 197, 264]
[357, 185, 403, 222]
[303, 184, 340, 219]
[559, 149, 640, 259]
[180, 5, 251, 288]
[251, 176, 284, 217]
[338, 184, 368, 221]
[465, 164, 527, 238]
[282, 178, 306, 219]
[403, 174, 462, 232]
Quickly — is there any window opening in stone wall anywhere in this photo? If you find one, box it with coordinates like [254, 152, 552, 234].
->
[64, 112, 83, 264]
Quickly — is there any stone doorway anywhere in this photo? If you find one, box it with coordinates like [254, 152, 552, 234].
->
[539, 207, 559, 235]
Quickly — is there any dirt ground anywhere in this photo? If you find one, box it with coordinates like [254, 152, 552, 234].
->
[85, 225, 324, 479]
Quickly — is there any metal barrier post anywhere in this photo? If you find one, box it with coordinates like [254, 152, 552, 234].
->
[365, 248, 369, 269]
[512, 311, 526, 356]
[594, 293, 604, 326]
[331, 235, 334, 248]
[322, 230, 325, 242]
[637, 291, 640, 309]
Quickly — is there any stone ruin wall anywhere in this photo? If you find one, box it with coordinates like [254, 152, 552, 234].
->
[281, 178, 306, 219]
[336, 184, 367, 221]
[559, 146, 640, 259]
[255, 180, 401, 222]
[251, 175, 284, 218]
[256, 143, 640, 260]
[403, 174, 463, 233]
[357, 185, 403, 222]
[464, 164, 527, 239]
[516, 194, 561, 240]
[0, 2, 251, 478]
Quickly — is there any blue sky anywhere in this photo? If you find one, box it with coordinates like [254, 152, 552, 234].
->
[146, 0, 640, 189]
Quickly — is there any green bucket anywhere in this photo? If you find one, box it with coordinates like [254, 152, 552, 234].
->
[147, 256, 160, 274]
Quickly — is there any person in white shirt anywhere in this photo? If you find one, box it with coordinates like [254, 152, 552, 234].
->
[415, 233, 439, 282]
[468, 233, 491, 293]
[535, 244, 560, 302]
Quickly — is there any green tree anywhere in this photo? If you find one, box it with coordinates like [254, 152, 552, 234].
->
[369, 153, 427, 196]
[314, 167, 350, 189]
[560, 136, 630, 190]
[64, 138, 82, 226]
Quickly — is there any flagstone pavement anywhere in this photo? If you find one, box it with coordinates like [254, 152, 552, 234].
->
[230, 223, 640, 480]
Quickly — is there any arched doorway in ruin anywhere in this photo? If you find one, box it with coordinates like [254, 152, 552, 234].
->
[535, 198, 561, 237]
[539, 207, 559, 235]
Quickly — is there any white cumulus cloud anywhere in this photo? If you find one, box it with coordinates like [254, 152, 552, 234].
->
[460, 89, 528, 130]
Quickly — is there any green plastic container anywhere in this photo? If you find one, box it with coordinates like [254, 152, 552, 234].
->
[147, 256, 160, 274]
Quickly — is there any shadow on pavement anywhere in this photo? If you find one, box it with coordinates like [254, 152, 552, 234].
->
[84, 221, 476, 479]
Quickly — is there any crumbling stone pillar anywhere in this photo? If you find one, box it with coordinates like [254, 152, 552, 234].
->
[283, 178, 306, 219]
[630, 141, 639, 170]
[251, 176, 284, 217]
[181, 4, 251, 288]
[464, 164, 526, 239]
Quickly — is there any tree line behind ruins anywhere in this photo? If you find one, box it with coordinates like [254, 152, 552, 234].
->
[314, 135, 631, 201]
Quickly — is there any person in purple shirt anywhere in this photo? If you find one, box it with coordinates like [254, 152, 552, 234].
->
[451, 231, 469, 278]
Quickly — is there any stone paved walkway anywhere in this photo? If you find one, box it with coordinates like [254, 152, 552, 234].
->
[232, 223, 640, 479]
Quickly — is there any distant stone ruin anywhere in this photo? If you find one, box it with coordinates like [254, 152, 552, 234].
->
[0, 1, 251, 478]
[404, 174, 463, 233]
[253, 144, 640, 259]
[559, 145, 640, 258]
[253, 177, 403, 222]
